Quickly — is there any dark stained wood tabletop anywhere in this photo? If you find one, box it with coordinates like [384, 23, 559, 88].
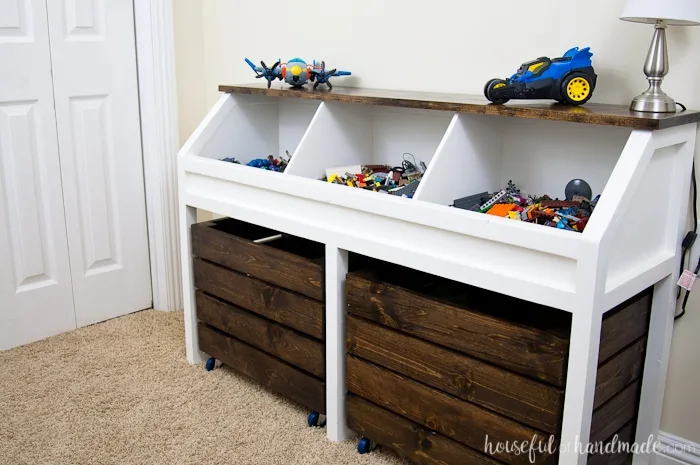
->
[219, 83, 700, 130]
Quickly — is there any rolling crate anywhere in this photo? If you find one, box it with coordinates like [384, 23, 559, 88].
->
[345, 257, 651, 465]
[192, 218, 327, 423]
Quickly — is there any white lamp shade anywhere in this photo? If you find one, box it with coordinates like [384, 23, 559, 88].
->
[620, 0, 700, 25]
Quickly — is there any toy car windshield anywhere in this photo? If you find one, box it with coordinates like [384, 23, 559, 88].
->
[516, 58, 551, 76]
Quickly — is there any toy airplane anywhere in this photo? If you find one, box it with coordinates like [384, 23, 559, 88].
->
[245, 57, 351, 90]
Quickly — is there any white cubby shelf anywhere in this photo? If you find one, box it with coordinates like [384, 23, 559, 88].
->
[190, 92, 320, 166]
[180, 85, 696, 311]
[286, 102, 452, 181]
[179, 83, 700, 465]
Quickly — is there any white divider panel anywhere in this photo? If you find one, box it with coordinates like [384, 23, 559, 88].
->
[286, 102, 452, 180]
[195, 94, 320, 164]
[285, 102, 372, 179]
[415, 113, 503, 205]
[278, 99, 322, 157]
[372, 106, 453, 166]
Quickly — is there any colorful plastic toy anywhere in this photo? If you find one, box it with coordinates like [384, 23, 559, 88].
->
[453, 180, 597, 233]
[565, 178, 593, 200]
[245, 58, 351, 89]
[221, 152, 290, 172]
[320, 154, 425, 198]
[484, 47, 597, 106]
[486, 203, 517, 217]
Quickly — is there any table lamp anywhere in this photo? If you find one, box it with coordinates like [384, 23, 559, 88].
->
[620, 0, 700, 113]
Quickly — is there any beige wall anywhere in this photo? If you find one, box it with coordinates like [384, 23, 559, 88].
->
[172, 0, 700, 441]
[173, 0, 206, 146]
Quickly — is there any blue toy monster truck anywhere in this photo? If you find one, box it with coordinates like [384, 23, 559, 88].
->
[484, 47, 597, 106]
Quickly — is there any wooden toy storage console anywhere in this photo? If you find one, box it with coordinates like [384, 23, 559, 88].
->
[178, 83, 700, 465]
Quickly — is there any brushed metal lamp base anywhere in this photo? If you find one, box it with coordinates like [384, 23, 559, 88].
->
[630, 82, 677, 113]
[631, 20, 678, 113]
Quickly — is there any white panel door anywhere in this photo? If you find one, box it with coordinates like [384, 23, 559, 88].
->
[46, 0, 152, 326]
[0, 0, 76, 349]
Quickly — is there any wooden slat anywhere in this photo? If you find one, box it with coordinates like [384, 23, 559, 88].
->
[198, 323, 325, 413]
[192, 220, 323, 300]
[588, 421, 635, 465]
[346, 273, 568, 386]
[347, 315, 563, 433]
[599, 292, 651, 364]
[346, 356, 556, 465]
[590, 380, 641, 444]
[219, 83, 700, 130]
[347, 394, 503, 465]
[594, 337, 646, 409]
[194, 258, 324, 340]
[197, 291, 325, 378]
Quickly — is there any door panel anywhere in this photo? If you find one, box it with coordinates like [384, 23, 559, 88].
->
[0, 0, 76, 349]
[0, 0, 32, 42]
[46, 0, 152, 326]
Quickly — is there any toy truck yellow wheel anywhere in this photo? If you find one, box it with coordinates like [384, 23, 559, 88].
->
[560, 72, 593, 105]
[484, 79, 510, 104]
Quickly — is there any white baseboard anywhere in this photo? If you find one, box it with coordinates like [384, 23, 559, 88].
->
[654, 431, 700, 465]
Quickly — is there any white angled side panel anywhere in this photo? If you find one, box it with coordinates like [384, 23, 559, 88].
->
[179, 94, 235, 156]
[603, 126, 697, 304]
[285, 102, 373, 179]
[47, 0, 152, 326]
[415, 113, 502, 204]
[197, 94, 279, 162]
[0, 0, 76, 349]
[633, 126, 696, 465]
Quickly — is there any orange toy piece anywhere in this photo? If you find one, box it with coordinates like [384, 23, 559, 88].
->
[486, 203, 516, 217]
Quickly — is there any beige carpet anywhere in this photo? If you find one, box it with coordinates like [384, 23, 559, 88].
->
[0, 310, 407, 465]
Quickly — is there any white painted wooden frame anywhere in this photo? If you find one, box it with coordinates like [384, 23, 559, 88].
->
[178, 92, 697, 465]
[134, 0, 181, 311]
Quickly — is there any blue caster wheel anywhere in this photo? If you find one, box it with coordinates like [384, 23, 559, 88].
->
[205, 357, 216, 371]
[307, 411, 326, 427]
[358, 437, 373, 454]
[307, 411, 320, 427]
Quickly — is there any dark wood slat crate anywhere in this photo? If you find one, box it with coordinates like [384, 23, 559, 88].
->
[192, 218, 326, 414]
[346, 257, 651, 465]
[193, 218, 324, 300]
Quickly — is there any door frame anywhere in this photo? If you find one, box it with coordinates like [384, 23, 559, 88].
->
[134, 0, 181, 311]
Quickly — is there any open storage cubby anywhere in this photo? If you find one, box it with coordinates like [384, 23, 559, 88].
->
[285, 102, 452, 182]
[189, 93, 321, 167]
[417, 114, 632, 212]
[345, 254, 651, 465]
[180, 84, 700, 465]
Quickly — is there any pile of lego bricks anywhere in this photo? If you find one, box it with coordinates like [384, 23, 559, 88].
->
[221, 151, 291, 172]
[454, 181, 597, 233]
[320, 163, 423, 198]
